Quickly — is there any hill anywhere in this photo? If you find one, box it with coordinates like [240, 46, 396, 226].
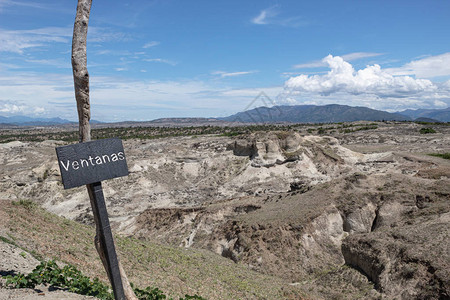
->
[220, 104, 411, 123]
[0, 201, 305, 299]
[398, 107, 450, 122]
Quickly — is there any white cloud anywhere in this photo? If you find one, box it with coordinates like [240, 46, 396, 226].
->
[341, 52, 383, 61]
[386, 52, 450, 79]
[25, 58, 70, 68]
[0, 103, 26, 113]
[88, 27, 131, 43]
[283, 54, 450, 111]
[221, 86, 282, 98]
[252, 6, 307, 27]
[252, 7, 277, 25]
[293, 52, 383, 69]
[293, 60, 325, 69]
[0, 0, 50, 10]
[0, 26, 75, 54]
[286, 55, 436, 97]
[0, 68, 282, 121]
[34, 107, 45, 114]
[443, 79, 450, 90]
[143, 58, 177, 66]
[0, 26, 132, 53]
[0, 72, 75, 118]
[212, 70, 257, 78]
[143, 41, 160, 49]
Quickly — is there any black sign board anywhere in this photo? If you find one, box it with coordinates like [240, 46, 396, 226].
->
[55, 138, 129, 189]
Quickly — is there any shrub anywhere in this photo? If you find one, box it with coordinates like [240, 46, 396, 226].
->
[5, 260, 206, 300]
[420, 127, 436, 134]
[12, 199, 36, 209]
[428, 153, 450, 160]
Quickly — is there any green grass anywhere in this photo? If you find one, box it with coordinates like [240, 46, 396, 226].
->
[428, 153, 450, 160]
[12, 199, 36, 209]
[0, 235, 17, 247]
[1, 201, 306, 299]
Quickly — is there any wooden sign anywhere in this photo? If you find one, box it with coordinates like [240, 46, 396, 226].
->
[55, 138, 129, 189]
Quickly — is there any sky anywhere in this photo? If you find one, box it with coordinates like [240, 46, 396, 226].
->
[1, 0, 450, 122]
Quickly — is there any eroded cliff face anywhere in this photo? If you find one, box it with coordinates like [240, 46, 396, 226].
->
[131, 170, 450, 299]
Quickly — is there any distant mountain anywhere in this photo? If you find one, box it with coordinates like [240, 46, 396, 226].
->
[150, 117, 222, 124]
[397, 107, 450, 122]
[0, 116, 103, 126]
[220, 104, 411, 123]
[413, 117, 442, 123]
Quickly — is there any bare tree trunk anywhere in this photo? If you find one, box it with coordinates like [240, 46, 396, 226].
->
[71, 1, 137, 299]
[72, 0, 91, 143]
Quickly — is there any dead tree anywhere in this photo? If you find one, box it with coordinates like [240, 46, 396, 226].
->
[71, 1, 137, 299]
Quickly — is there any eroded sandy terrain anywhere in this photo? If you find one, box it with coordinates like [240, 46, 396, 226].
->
[1, 121, 449, 299]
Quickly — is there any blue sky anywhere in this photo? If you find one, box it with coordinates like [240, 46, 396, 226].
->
[1, 0, 450, 122]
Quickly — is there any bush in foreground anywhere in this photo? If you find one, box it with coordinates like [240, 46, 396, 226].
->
[5, 260, 205, 300]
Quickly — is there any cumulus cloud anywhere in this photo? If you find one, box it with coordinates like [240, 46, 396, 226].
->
[0, 103, 26, 113]
[386, 52, 450, 78]
[34, 107, 45, 114]
[293, 52, 383, 69]
[286, 55, 436, 97]
[283, 55, 450, 111]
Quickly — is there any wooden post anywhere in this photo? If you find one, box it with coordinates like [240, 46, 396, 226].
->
[71, 1, 137, 299]
[87, 182, 125, 299]
[72, 0, 91, 143]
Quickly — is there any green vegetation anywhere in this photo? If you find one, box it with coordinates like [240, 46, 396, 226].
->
[0, 122, 384, 143]
[420, 127, 437, 134]
[428, 153, 450, 160]
[12, 198, 36, 209]
[314, 123, 378, 134]
[0, 235, 17, 247]
[5, 260, 205, 300]
[5, 260, 111, 299]
[414, 121, 449, 125]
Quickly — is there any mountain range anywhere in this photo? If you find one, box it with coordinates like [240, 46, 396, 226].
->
[397, 107, 450, 122]
[0, 116, 102, 126]
[0, 116, 73, 126]
[1, 105, 449, 126]
[220, 104, 450, 123]
[220, 104, 408, 123]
